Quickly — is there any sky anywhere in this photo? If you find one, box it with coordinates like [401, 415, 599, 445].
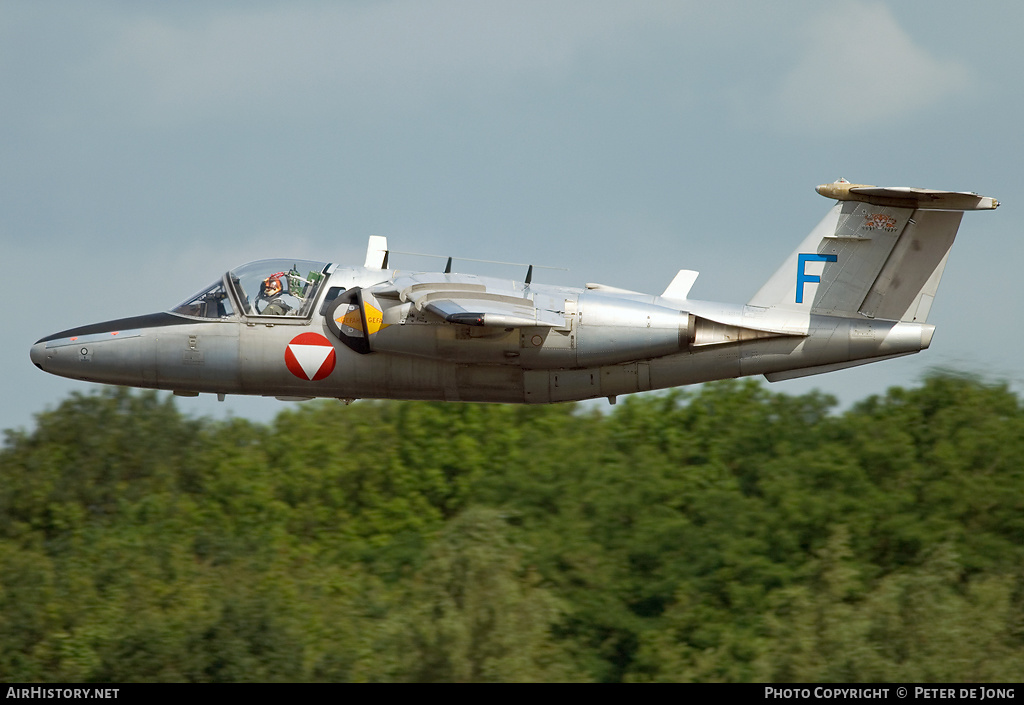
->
[3, 0, 1021, 434]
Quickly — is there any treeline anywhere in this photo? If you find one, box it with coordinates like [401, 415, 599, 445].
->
[1, 374, 1023, 682]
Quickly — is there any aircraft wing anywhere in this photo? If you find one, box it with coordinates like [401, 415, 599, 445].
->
[391, 274, 566, 328]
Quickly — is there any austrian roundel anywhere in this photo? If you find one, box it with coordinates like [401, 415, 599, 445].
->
[284, 332, 337, 381]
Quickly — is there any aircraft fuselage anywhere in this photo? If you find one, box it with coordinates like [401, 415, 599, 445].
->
[30, 266, 933, 404]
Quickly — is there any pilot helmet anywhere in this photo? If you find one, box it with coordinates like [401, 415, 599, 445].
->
[263, 276, 283, 297]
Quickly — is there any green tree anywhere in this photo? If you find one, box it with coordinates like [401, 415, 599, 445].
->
[377, 506, 578, 682]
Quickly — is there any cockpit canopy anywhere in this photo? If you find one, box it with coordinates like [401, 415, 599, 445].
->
[172, 259, 330, 319]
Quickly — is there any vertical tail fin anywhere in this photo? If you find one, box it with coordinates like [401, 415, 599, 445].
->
[747, 181, 997, 322]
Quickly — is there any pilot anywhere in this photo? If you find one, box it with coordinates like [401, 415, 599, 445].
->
[259, 275, 292, 315]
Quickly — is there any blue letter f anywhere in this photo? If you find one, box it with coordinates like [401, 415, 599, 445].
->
[796, 253, 837, 304]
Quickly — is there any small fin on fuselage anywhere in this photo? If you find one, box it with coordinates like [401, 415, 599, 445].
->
[661, 269, 699, 301]
[364, 235, 389, 269]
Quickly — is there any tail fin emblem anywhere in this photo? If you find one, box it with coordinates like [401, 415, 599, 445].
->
[864, 213, 898, 231]
[796, 253, 838, 304]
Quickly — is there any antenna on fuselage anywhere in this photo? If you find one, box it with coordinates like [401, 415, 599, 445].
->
[387, 249, 567, 275]
[445, 257, 453, 274]
[525, 265, 533, 286]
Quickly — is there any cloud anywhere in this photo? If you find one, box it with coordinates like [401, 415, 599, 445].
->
[764, 2, 971, 131]
[78, 0, 693, 127]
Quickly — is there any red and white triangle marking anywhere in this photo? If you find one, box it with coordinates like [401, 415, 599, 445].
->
[284, 332, 337, 381]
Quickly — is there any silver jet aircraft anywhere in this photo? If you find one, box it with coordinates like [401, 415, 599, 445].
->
[31, 181, 998, 405]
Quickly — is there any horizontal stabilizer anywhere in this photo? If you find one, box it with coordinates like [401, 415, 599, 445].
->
[817, 181, 999, 211]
